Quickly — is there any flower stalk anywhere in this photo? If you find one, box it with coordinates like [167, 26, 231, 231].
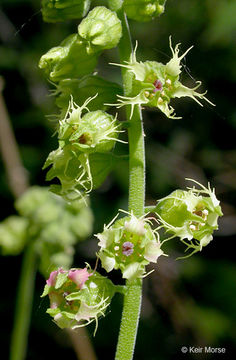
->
[115, 9, 145, 360]
[10, 242, 37, 360]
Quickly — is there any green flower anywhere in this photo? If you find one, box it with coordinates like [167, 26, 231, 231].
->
[110, 38, 214, 119]
[154, 179, 223, 258]
[42, 267, 117, 333]
[78, 6, 122, 54]
[41, 0, 91, 23]
[124, 0, 166, 22]
[58, 96, 121, 154]
[39, 34, 99, 82]
[43, 96, 122, 200]
[96, 211, 164, 280]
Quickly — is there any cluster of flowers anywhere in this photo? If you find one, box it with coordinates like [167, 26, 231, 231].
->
[40, 1, 222, 334]
[0, 187, 93, 277]
[40, 3, 213, 200]
[43, 180, 222, 329]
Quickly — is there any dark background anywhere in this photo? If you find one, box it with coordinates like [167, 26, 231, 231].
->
[0, 0, 236, 359]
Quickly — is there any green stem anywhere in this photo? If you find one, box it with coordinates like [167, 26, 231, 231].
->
[10, 243, 37, 360]
[115, 10, 145, 360]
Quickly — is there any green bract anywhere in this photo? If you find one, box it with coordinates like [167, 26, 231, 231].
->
[42, 267, 116, 333]
[154, 180, 223, 258]
[110, 38, 214, 119]
[39, 34, 99, 82]
[43, 97, 121, 200]
[124, 0, 166, 22]
[41, 0, 91, 23]
[78, 6, 122, 54]
[96, 212, 164, 280]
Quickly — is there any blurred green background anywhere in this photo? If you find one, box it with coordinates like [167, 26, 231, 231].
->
[0, 0, 236, 359]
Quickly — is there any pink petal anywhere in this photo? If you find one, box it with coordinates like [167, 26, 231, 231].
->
[68, 268, 91, 289]
[46, 270, 58, 287]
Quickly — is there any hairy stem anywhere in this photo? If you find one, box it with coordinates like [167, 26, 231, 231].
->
[115, 10, 145, 360]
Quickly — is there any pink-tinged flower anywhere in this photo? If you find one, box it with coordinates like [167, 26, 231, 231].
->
[46, 268, 65, 287]
[68, 268, 91, 289]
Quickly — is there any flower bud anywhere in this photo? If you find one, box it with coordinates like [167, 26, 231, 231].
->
[39, 34, 98, 82]
[42, 267, 116, 332]
[124, 0, 166, 22]
[110, 38, 214, 119]
[154, 179, 223, 257]
[96, 212, 164, 280]
[41, 0, 91, 23]
[78, 6, 122, 54]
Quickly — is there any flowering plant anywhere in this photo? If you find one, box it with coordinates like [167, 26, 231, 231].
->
[6, 1, 223, 360]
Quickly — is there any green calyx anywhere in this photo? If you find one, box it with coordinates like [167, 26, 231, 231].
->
[78, 6, 122, 54]
[96, 212, 164, 280]
[41, 0, 91, 23]
[111, 38, 214, 119]
[124, 0, 166, 22]
[154, 179, 223, 257]
[42, 267, 117, 333]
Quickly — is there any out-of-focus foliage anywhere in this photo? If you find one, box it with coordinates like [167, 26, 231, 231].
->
[0, 0, 236, 359]
[0, 187, 93, 277]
